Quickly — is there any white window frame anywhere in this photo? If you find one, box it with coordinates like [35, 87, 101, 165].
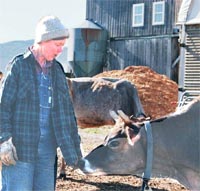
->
[152, 1, 165, 25]
[132, 3, 144, 27]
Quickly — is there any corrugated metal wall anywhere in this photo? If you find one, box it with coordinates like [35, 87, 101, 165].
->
[183, 25, 200, 92]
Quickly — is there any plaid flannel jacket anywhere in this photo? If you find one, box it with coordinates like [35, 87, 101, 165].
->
[0, 50, 82, 166]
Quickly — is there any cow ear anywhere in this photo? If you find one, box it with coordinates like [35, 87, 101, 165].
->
[125, 126, 140, 145]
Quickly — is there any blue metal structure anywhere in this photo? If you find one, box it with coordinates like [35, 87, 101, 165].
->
[67, 20, 108, 77]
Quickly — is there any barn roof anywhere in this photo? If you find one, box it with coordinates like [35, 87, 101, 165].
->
[177, 0, 200, 25]
[77, 20, 102, 29]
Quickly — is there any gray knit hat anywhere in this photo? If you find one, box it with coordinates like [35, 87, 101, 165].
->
[35, 15, 69, 43]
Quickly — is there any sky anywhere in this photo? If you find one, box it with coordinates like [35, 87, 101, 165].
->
[0, 0, 86, 43]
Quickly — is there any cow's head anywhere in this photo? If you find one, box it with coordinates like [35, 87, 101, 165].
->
[78, 110, 147, 175]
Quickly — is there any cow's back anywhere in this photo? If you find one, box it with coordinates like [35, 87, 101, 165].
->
[152, 97, 200, 170]
[67, 77, 144, 127]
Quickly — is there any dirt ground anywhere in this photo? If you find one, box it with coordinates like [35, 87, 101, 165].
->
[56, 127, 189, 191]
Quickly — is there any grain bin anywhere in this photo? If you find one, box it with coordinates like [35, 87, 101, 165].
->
[67, 20, 108, 77]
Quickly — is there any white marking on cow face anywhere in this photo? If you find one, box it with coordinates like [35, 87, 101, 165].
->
[82, 159, 93, 173]
[81, 159, 107, 175]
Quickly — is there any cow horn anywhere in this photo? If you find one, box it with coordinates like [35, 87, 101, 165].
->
[117, 110, 131, 122]
[109, 110, 119, 122]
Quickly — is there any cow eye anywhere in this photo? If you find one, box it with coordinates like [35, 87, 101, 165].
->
[108, 140, 120, 148]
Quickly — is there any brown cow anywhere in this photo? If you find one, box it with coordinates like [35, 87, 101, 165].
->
[67, 77, 145, 127]
[58, 77, 145, 179]
[79, 97, 200, 191]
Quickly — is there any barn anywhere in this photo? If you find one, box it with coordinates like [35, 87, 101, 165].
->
[67, 0, 200, 103]
[84, 0, 182, 81]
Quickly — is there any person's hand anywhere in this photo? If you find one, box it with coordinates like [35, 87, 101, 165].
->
[74, 158, 85, 170]
[70, 158, 85, 175]
[69, 158, 85, 172]
[0, 138, 18, 165]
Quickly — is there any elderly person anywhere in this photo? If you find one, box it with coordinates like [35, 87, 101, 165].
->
[0, 15, 82, 191]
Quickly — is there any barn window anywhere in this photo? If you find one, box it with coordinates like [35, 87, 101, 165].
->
[132, 3, 144, 27]
[152, 1, 165, 25]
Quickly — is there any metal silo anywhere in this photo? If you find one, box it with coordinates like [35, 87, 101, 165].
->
[67, 20, 108, 77]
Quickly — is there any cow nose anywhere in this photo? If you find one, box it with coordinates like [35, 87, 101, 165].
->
[77, 159, 96, 174]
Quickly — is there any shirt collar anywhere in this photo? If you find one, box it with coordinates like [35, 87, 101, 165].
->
[28, 46, 53, 74]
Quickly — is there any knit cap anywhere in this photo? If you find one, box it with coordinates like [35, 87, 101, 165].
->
[35, 15, 69, 43]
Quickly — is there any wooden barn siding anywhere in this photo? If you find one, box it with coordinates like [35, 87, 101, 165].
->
[86, 0, 176, 38]
[107, 36, 179, 78]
